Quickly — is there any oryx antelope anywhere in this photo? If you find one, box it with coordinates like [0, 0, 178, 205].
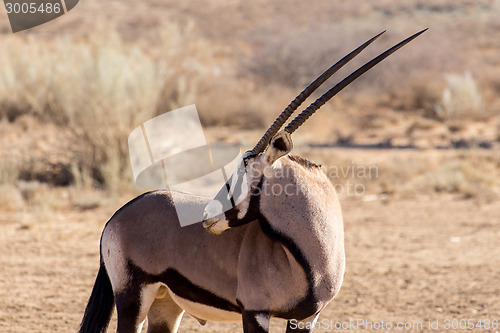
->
[79, 29, 426, 333]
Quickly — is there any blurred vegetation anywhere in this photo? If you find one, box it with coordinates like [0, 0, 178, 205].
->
[0, 23, 205, 191]
[0, 0, 498, 199]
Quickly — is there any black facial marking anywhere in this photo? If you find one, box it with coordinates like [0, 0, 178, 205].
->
[225, 181, 236, 208]
[242, 153, 256, 167]
[126, 261, 241, 314]
[226, 176, 264, 228]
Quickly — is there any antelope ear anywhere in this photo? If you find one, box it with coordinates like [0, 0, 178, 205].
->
[263, 131, 293, 165]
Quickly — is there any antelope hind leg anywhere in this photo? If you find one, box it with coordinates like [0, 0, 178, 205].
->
[115, 283, 162, 333]
[146, 286, 185, 333]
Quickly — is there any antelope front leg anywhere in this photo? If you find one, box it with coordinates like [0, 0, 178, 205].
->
[242, 310, 270, 333]
[286, 313, 321, 333]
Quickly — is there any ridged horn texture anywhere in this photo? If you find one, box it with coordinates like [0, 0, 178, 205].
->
[248, 30, 387, 156]
[283, 28, 428, 134]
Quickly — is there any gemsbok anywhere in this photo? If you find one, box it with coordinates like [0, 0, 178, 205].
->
[79, 29, 426, 333]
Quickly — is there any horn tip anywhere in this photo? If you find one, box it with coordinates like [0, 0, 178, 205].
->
[416, 28, 429, 35]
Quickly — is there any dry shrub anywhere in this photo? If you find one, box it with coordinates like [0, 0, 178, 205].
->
[12, 181, 73, 222]
[418, 158, 496, 199]
[398, 153, 499, 200]
[243, 22, 376, 90]
[0, 23, 205, 190]
[0, 155, 21, 185]
[242, 23, 461, 116]
[308, 149, 500, 201]
[434, 72, 483, 120]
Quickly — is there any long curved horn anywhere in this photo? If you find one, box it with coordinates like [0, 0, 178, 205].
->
[284, 28, 428, 134]
[249, 30, 386, 156]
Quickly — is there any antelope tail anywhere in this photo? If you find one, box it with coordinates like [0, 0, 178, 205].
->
[79, 259, 115, 333]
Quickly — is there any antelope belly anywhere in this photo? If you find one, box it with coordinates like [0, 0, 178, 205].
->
[168, 288, 242, 322]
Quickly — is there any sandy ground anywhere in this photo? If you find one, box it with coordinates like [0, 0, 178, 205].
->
[1, 166, 499, 333]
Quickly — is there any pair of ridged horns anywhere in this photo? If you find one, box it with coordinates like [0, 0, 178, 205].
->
[250, 28, 428, 155]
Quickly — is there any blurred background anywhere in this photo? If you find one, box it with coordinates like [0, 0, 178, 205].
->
[0, 0, 499, 332]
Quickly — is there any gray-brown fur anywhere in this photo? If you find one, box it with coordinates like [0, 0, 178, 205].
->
[79, 29, 426, 332]
[79, 132, 345, 333]
[204, 132, 345, 326]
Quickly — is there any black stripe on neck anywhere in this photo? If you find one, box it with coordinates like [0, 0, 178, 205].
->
[227, 176, 264, 228]
[258, 215, 320, 320]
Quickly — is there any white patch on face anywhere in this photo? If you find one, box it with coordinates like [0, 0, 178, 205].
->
[202, 156, 251, 234]
[228, 164, 249, 207]
[204, 199, 224, 219]
[203, 199, 230, 234]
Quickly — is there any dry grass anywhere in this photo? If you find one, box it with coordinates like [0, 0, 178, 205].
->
[435, 72, 483, 119]
[302, 148, 500, 202]
[0, 22, 206, 190]
[0, 0, 499, 196]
